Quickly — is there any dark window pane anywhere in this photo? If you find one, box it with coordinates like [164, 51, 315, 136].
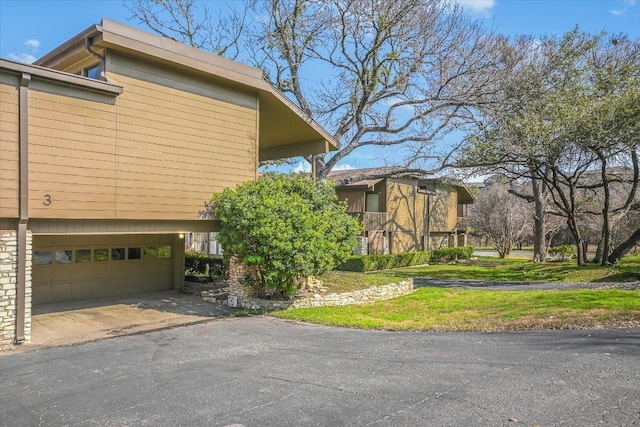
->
[75, 249, 91, 263]
[112, 248, 125, 261]
[128, 247, 141, 260]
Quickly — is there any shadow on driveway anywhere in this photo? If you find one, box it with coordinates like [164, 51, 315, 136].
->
[4, 290, 238, 355]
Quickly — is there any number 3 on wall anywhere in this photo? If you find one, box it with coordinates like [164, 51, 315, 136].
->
[43, 194, 52, 206]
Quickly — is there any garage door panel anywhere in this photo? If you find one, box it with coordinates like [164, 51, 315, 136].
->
[33, 234, 175, 305]
[33, 284, 52, 305]
[33, 265, 52, 282]
[71, 281, 95, 300]
[51, 282, 72, 301]
[53, 266, 73, 281]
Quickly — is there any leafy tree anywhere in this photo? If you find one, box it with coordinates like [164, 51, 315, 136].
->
[459, 30, 640, 266]
[126, 0, 501, 178]
[202, 173, 361, 298]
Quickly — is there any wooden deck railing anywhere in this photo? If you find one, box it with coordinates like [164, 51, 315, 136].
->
[351, 212, 387, 231]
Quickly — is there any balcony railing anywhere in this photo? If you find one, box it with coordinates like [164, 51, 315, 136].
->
[351, 212, 387, 231]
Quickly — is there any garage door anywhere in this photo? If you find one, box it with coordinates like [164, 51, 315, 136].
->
[32, 234, 174, 305]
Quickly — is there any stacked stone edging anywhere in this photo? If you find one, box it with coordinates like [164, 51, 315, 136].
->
[236, 279, 414, 311]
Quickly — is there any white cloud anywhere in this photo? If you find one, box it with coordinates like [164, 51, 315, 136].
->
[455, 0, 496, 16]
[7, 53, 36, 64]
[292, 161, 311, 173]
[25, 39, 40, 50]
[610, 0, 637, 15]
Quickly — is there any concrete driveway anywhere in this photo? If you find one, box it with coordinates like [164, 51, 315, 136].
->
[1, 317, 638, 426]
[3, 290, 237, 354]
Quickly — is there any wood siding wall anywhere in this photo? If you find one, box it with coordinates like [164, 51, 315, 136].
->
[386, 179, 426, 254]
[428, 190, 459, 233]
[336, 189, 365, 213]
[0, 75, 19, 218]
[17, 51, 258, 222]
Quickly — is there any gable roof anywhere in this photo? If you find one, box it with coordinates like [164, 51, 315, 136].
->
[328, 167, 475, 203]
[34, 18, 338, 161]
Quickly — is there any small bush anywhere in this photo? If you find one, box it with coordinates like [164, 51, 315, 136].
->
[185, 251, 225, 280]
[431, 246, 474, 262]
[336, 251, 431, 272]
[548, 245, 576, 261]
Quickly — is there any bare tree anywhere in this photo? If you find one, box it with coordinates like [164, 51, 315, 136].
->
[468, 178, 530, 258]
[126, 0, 249, 59]
[126, 0, 501, 179]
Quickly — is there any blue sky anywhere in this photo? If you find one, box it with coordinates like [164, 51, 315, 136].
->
[1, 0, 639, 172]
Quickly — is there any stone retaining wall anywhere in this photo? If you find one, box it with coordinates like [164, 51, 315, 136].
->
[236, 279, 414, 311]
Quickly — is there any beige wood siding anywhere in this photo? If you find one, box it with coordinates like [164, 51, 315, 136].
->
[0, 78, 19, 218]
[386, 179, 426, 254]
[107, 52, 257, 220]
[28, 88, 118, 219]
[429, 191, 457, 233]
[20, 52, 258, 221]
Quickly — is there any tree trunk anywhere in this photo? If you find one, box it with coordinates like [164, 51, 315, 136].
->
[531, 177, 547, 262]
[608, 227, 640, 265]
[599, 155, 611, 265]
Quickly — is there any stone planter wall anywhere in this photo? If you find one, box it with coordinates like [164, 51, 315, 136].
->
[236, 279, 414, 311]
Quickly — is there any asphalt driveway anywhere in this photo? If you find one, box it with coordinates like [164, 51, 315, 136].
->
[1, 316, 638, 426]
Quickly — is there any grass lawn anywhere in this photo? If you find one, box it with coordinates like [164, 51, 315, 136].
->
[287, 255, 640, 332]
[274, 287, 640, 332]
[394, 255, 640, 283]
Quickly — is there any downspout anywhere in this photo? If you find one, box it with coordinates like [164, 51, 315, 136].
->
[16, 72, 31, 344]
[85, 37, 109, 82]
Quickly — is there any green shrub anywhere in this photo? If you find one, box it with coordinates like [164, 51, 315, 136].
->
[204, 173, 361, 298]
[185, 251, 225, 280]
[548, 245, 576, 261]
[431, 246, 474, 262]
[336, 251, 431, 272]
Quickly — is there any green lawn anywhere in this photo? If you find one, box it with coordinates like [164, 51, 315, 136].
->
[274, 287, 640, 331]
[286, 255, 640, 331]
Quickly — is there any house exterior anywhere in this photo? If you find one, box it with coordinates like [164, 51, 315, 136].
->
[329, 168, 474, 255]
[0, 18, 337, 346]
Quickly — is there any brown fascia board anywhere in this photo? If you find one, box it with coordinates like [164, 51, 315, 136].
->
[35, 18, 338, 152]
[0, 58, 123, 95]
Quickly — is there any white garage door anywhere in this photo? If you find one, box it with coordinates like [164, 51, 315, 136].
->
[32, 234, 174, 305]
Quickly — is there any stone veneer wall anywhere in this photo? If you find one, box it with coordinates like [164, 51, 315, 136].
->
[227, 256, 249, 299]
[236, 279, 414, 311]
[0, 230, 32, 346]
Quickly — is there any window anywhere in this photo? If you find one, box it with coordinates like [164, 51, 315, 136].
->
[55, 250, 73, 264]
[84, 63, 102, 80]
[157, 246, 171, 258]
[128, 247, 141, 260]
[111, 248, 125, 261]
[34, 250, 52, 265]
[94, 249, 109, 262]
[143, 247, 157, 259]
[366, 193, 381, 212]
[75, 249, 92, 263]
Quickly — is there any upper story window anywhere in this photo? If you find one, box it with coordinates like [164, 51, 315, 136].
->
[83, 63, 102, 80]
